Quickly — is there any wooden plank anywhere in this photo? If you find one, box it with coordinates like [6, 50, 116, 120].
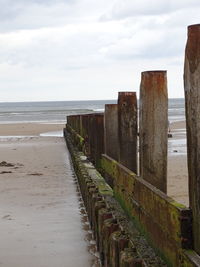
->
[184, 24, 200, 253]
[118, 92, 138, 173]
[139, 71, 168, 193]
[182, 250, 200, 267]
[101, 154, 192, 266]
[104, 104, 119, 161]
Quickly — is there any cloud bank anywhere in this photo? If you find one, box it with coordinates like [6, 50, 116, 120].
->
[0, 0, 199, 101]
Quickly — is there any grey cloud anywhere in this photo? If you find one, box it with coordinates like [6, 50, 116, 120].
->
[100, 0, 200, 21]
[0, 0, 77, 32]
[100, 28, 185, 62]
[0, 27, 106, 70]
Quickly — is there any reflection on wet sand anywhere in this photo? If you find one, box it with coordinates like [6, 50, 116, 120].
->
[74, 176, 101, 267]
[0, 134, 100, 267]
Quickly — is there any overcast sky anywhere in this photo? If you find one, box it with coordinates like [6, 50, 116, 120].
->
[0, 0, 199, 102]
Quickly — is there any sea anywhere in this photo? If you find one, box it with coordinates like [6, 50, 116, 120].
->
[0, 98, 185, 124]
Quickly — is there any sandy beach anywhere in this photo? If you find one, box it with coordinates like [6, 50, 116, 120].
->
[0, 121, 189, 209]
[0, 123, 99, 267]
[0, 123, 65, 136]
[0, 120, 189, 266]
[167, 120, 188, 206]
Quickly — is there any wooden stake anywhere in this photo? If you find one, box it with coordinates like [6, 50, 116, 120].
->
[184, 24, 200, 253]
[118, 92, 137, 173]
[139, 71, 168, 193]
[104, 104, 119, 161]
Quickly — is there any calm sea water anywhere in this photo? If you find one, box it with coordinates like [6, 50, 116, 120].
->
[0, 99, 184, 124]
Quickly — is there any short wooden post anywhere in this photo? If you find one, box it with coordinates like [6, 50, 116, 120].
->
[118, 92, 138, 173]
[104, 104, 119, 161]
[139, 71, 168, 193]
[184, 24, 200, 253]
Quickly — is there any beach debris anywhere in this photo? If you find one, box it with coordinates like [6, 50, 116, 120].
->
[0, 171, 12, 174]
[0, 161, 23, 170]
[28, 172, 43, 176]
[0, 161, 14, 167]
[2, 215, 12, 220]
[16, 163, 24, 167]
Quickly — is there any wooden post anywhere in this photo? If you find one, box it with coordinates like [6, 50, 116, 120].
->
[104, 104, 119, 161]
[118, 92, 137, 173]
[93, 113, 105, 168]
[88, 114, 95, 163]
[184, 24, 200, 254]
[139, 71, 168, 193]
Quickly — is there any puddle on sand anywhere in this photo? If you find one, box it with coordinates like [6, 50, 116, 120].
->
[40, 130, 63, 137]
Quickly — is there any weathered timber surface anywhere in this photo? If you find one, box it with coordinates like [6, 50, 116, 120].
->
[118, 92, 138, 173]
[93, 114, 105, 168]
[101, 154, 193, 266]
[182, 250, 200, 267]
[104, 104, 119, 161]
[139, 71, 168, 193]
[184, 24, 200, 254]
[64, 127, 167, 266]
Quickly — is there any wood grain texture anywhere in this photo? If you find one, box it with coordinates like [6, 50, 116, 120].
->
[104, 104, 119, 161]
[184, 24, 200, 253]
[139, 71, 168, 193]
[118, 92, 138, 173]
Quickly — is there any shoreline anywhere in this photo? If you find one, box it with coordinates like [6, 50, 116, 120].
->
[0, 122, 65, 136]
[0, 120, 189, 206]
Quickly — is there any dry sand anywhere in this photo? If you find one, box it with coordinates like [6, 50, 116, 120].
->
[0, 123, 99, 267]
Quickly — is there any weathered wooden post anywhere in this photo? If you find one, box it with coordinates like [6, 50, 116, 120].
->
[139, 71, 168, 193]
[104, 104, 119, 161]
[81, 114, 92, 157]
[88, 114, 95, 163]
[184, 24, 200, 254]
[94, 113, 105, 168]
[118, 92, 138, 173]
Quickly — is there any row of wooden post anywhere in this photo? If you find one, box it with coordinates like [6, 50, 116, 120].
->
[67, 24, 200, 255]
[106, 23, 200, 255]
[105, 71, 168, 193]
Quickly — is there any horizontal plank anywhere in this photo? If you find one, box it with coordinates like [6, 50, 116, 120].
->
[101, 154, 192, 266]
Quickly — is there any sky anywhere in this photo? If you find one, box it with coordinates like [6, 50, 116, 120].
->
[0, 0, 199, 102]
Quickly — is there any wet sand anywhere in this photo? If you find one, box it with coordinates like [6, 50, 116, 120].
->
[0, 124, 99, 267]
[0, 121, 190, 267]
[167, 120, 188, 206]
[0, 123, 65, 136]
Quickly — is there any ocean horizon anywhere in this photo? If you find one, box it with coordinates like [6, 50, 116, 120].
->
[0, 98, 185, 124]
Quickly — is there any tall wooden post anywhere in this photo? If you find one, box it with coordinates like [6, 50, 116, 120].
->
[118, 92, 137, 173]
[139, 71, 168, 193]
[104, 104, 119, 161]
[184, 24, 200, 253]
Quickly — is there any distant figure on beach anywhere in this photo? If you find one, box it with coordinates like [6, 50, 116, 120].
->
[168, 120, 171, 133]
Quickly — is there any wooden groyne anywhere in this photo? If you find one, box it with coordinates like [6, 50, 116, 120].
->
[64, 24, 200, 266]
